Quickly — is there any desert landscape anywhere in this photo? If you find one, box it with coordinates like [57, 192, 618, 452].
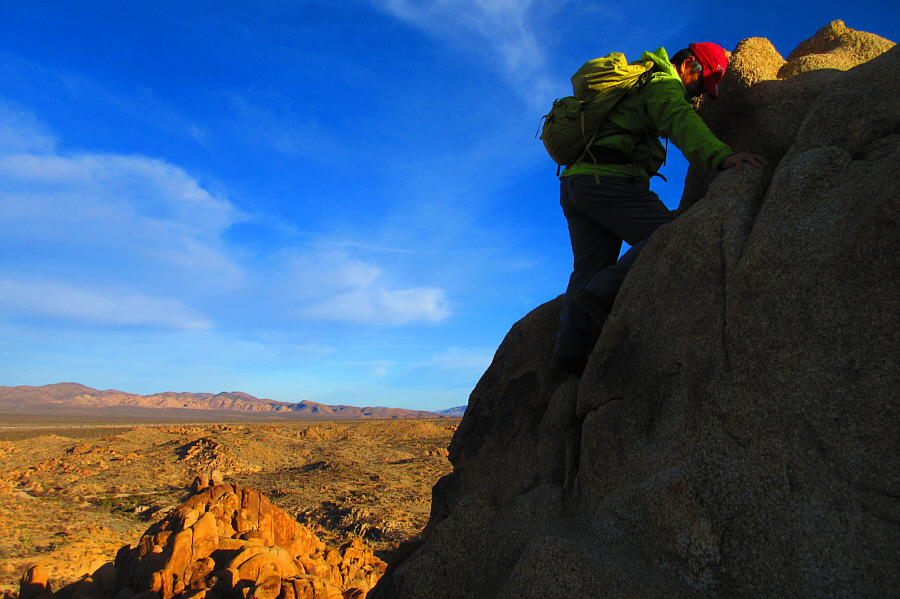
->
[0, 413, 457, 596]
[1, 13, 896, 599]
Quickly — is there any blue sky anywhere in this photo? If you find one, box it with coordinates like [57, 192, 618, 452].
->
[1, 1, 896, 411]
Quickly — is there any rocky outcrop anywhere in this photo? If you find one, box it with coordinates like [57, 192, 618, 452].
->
[778, 19, 895, 77]
[18, 566, 54, 599]
[681, 20, 895, 211]
[21, 481, 385, 599]
[371, 23, 899, 599]
[114, 481, 384, 598]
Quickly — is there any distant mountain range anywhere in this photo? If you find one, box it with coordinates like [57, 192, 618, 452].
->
[434, 406, 467, 418]
[0, 383, 465, 421]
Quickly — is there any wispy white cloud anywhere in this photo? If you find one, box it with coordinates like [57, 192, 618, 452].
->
[0, 100, 57, 154]
[224, 91, 344, 160]
[281, 249, 451, 325]
[0, 278, 212, 330]
[0, 103, 453, 329]
[0, 105, 246, 294]
[0, 152, 241, 238]
[373, 0, 556, 101]
[305, 286, 449, 325]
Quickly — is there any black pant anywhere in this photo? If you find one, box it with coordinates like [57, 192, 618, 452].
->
[554, 174, 674, 358]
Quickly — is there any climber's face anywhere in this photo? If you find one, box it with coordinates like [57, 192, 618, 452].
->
[677, 56, 705, 98]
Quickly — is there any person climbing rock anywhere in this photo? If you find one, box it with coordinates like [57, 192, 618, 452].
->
[551, 43, 768, 377]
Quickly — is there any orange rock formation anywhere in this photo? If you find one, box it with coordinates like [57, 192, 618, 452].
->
[18, 480, 385, 599]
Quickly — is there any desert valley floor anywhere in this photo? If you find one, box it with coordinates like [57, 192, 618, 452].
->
[0, 418, 458, 593]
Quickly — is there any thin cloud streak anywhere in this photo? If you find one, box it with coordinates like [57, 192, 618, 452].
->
[224, 90, 345, 161]
[304, 286, 450, 325]
[0, 278, 212, 330]
[0, 100, 57, 153]
[373, 0, 556, 102]
[281, 248, 451, 325]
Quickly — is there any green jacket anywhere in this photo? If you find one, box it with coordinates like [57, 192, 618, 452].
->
[561, 47, 732, 181]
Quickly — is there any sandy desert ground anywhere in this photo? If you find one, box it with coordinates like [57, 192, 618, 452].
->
[0, 418, 457, 594]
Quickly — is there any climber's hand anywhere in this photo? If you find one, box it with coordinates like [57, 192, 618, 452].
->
[722, 153, 769, 173]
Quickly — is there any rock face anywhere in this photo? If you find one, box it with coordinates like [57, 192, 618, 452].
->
[371, 23, 899, 599]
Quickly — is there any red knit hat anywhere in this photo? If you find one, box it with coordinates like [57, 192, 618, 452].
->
[689, 42, 728, 98]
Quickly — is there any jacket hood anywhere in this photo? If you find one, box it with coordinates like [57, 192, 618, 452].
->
[641, 47, 678, 79]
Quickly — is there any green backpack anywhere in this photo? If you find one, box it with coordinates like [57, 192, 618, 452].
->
[539, 53, 653, 170]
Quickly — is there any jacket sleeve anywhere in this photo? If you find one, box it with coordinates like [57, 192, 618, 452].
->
[642, 78, 732, 170]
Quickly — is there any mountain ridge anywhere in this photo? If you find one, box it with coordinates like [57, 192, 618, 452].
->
[0, 382, 447, 420]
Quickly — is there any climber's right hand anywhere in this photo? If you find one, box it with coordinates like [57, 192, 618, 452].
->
[721, 152, 769, 173]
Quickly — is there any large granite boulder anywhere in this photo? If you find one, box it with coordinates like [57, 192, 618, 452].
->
[371, 23, 899, 599]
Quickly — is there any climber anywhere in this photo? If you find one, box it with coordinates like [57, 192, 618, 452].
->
[551, 43, 769, 377]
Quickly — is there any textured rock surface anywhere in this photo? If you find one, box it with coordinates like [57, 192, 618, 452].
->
[680, 20, 896, 212]
[110, 482, 385, 598]
[779, 19, 895, 77]
[371, 24, 899, 599]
